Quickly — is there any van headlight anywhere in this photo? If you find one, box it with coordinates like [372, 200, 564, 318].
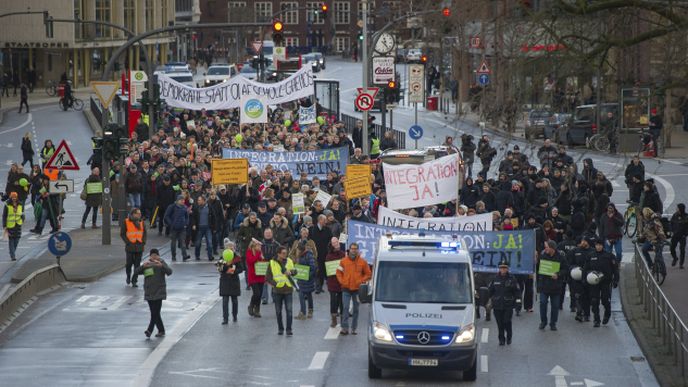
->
[373, 322, 393, 342]
[454, 323, 475, 344]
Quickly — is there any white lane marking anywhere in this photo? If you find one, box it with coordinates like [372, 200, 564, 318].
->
[480, 355, 488, 373]
[601, 161, 675, 209]
[324, 326, 341, 339]
[307, 351, 329, 370]
[131, 291, 219, 387]
[655, 173, 688, 177]
[658, 159, 683, 165]
[0, 113, 32, 135]
[571, 382, 584, 386]
[480, 327, 489, 343]
[107, 296, 131, 311]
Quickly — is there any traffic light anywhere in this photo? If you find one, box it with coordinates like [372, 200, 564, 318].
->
[442, 7, 451, 17]
[102, 137, 118, 162]
[385, 80, 399, 103]
[421, 54, 428, 64]
[273, 19, 284, 45]
[321, 4, 328, 19]
[358, 30, 364, 41]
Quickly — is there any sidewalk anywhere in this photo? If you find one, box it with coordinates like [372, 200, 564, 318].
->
[0, 87, 93, 125]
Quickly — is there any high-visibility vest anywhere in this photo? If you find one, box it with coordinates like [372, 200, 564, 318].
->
[44, 168, 59, 181]
[6, 204, 23, 228]
[86, 182, 103, 194]
[269, 258, 295, 288]
[125, 218, 144, 244]
[371, 138, 380, 155]
[41, 147, 54, 161]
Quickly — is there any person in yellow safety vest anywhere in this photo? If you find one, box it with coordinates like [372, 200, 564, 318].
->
[82, 167, 103, 229]
[370, 133, 381, 159]
[40, 140, 55, 169]
[265, 246, 296, 336]
[2, 192, 24, 261]
[120, 207, 147, 287]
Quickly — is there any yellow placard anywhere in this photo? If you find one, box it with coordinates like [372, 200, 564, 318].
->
[211, 158, 249, 185]
[346, 164, 372, 183]
[345, 175, 372, 199]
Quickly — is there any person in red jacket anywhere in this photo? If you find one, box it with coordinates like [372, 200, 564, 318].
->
[326, 237, 346, 328]
[245, 238, 265, 318]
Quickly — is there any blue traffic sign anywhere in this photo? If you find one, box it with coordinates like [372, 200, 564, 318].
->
[48, 232, 72, 257]
[409, 125, 424, 140]
[478, 74, 490, 86]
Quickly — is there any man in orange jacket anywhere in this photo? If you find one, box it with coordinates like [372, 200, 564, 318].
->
[336, 243, 371, 335]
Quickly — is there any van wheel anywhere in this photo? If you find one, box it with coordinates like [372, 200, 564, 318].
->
[463, 357, 478, 381]
[368, 352, 382, 379]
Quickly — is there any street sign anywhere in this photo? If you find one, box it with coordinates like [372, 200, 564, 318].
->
[355, 87, 380, 111]
[45, 140, 80, 171]
[251, 41, 263, 54]
[90, 81, 119, 108]
[211, 158, 249, 185]
[408, 64, 425, 103]
[409, 125, 424, 140]
[478, 74, 490, 86]
[469, 36, 481, 48]
[477, 60, 491, 74]
[372, 56, 395, 85]
[48, 179, 74, 194]
[274, 46, 286, 61]
[48, 231, 72, 257]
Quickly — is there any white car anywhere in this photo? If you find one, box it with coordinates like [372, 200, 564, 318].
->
[202, 64, 237, 87]
[239, 64, 258, 81]
[406, 48, 423, 62]
[166, 72, 195, 87]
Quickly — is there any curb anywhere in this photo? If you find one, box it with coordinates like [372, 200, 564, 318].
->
[83, 107, 101, 135]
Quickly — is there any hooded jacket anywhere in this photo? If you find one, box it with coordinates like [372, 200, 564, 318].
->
[164, 203, 189, 232]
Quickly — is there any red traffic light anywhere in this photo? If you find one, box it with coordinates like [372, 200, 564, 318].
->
[273, 20, 284, 32]
[387, 80, 397, 89]
[421, 55, 428, 63]
[442, 7, 451, 17]
[321, 4, 328, 12]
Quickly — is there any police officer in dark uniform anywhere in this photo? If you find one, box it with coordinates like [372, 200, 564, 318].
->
[488, 260, 520, 346]
[567, 236, 593, 322]
[557, 233, 577, 311]
[585, 239, 619, 327]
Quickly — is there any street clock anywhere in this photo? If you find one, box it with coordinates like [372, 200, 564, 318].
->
[374, 32, 396, 55]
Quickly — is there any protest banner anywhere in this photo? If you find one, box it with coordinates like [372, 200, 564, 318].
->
[346, 164, 372, 183]
[346, 220, 536, 274]
[377, 206, 492, 232]
[315, 190, 333, 207]
[254, 261, 268, 276]
[222, 146, 349, 179]
[345, 175, 372, 199]
[299, 104, 316, 124]
[325, 259, 341, 276]
[383, 153, 460, 210]
[158, 66, 315, 110]
[239, 95, 268, 124]
[292, 193, 306, 214]
[538, 260, 561, 276]
[294, 264, 310, 281]
[211, 158, 248, 185]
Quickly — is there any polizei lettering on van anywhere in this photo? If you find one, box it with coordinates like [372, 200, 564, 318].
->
[405, 312, 443, 319]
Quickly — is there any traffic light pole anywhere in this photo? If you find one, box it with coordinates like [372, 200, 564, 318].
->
[361, 0, 370, 155]
[101, 128, 112, 246]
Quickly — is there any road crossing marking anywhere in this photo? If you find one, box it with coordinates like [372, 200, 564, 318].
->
[480, 327, 489, 343]
[307, 351, 329, 370]
[480, 355, 488, 373]
[324, 326, 341, 339]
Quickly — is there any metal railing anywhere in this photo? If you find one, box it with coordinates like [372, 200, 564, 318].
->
[340, 113, 406, 149]
[634, 243, 688, 379]
[90, 96, 103, 127]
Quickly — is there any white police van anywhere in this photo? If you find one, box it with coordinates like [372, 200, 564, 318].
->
[360, 234, 477, 381]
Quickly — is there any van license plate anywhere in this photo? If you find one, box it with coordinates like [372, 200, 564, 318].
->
[409, 358, 438, 367]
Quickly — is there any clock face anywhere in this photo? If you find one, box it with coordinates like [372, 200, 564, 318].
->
[375, 33, 395, 54]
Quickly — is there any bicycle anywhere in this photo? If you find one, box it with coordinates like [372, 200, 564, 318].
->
[59, 96, 84, 111]
[624, 200, 638, 238]
[650, 241, 668, 286]
[587, 132, 610, 152]
[45, 80, 57, 97]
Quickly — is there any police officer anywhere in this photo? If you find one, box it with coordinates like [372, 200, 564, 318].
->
[489, 260, 520, 345]
[567, 236, 592, 322]
[557, 233, 577, 311]
[585, 239, 619, 327]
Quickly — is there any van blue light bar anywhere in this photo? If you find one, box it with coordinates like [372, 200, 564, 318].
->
[388, 240, 461, 249]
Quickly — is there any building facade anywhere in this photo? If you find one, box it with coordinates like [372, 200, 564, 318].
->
[0, 0, 176, 88]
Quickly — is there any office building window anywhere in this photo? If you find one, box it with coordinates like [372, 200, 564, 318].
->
[335, 2, 350, 25]
[145, 0, 155, 31]
[161, 0, 169, 28]
[307, 2, 324, 24]
[124, 0, 136, 33]
[358, 1, 375, 24]
[74, 0, 83, 39]
[281, 2, 299, 25]
[228, 1, 247, 22]
[255, 2, 273, 23]
[335, 36, 350, 52]
[95, 0, 112, 38]
[285, 37, 299, 47]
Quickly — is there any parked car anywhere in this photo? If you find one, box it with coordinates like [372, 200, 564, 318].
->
[406, 48, 422, 62]
[563, 103, 619, 145]
[524, 109, 553, 140]
[166, 72, 195, 87]
[302, 53, 321, 72]
[312, 52, 326, 70]
[201, 64, 237, 87]
[543, 113, 572, 143]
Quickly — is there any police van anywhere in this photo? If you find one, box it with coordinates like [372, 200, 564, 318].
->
[360, 234, 477, 380]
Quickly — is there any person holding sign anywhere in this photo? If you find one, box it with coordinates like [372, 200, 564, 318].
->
[246, 239, 265, 318]
[326, 237, 345, 328]
[265, 247, 296, 336]
[294, 240, 317, 320]
[136, 249, 173, 338]
[489, 260, 520, 346]
[218, 239, 244, 324]
[536, 240, 568, 331]
[336, 243, 371, 335]
[584, 239, 618, 327]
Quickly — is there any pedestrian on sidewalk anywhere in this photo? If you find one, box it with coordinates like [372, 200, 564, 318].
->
[0, 73, 9, 97]
[489, 260, 520, 345]
[670, 203, 688, 269]
[17, 83, 29, 114]
[81, 167, 102, 229]
[218, 239, 243, 324]
[120, 207, 147, 287]
[164, 195, 190, 262]
[265, 246, 296, 336]
[20, 133, 34, 169]
[336, 243, 371, 335]
[3, 192, 24, 261]
[137, 249, 172, 338]
[325, 237, 345, 328]
[246, 238, 265, 318]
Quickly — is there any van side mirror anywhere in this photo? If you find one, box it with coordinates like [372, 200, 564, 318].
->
[359, 284, 372, 304]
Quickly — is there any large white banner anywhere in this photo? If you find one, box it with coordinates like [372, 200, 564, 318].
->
[383, 153, 460, 210]
[158, 66, 315, 110]
[377, 206, 493, 232]
[240, 95, 268, 124]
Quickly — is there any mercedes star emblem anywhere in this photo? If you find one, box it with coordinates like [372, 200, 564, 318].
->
[417, 331, 431, 344]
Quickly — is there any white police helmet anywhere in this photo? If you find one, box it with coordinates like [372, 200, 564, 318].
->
[570, 266, 583, 281]
[586, 271, 604, 285]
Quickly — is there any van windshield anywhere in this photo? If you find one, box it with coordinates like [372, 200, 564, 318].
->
[375, 261, 472, 304]
[208, 67, 230, 76]
[574, 107, 594, 122]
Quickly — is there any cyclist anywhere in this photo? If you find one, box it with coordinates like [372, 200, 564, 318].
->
[640, 207, 667, 271]
[62, 80, 74, 109]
